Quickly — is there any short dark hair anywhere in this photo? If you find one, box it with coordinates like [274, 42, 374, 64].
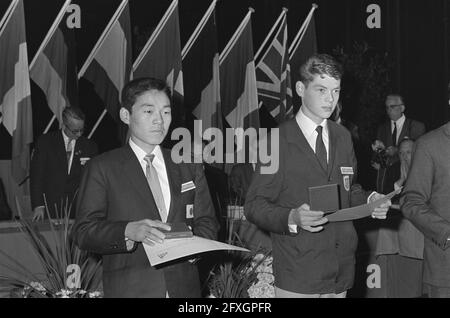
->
[121, 77, 172, 112]
[386, 93, 405, 106]
[299, 54, 343, 87]
[62, 107, 85, 124]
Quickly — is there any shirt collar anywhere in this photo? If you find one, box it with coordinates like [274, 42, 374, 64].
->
[62, 130, 73, 147]
[296, 107, 328, 137]
[392, 114, 406, 126]
[129, 138, 163, 163]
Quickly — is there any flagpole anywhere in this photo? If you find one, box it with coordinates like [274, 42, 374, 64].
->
[30, 0, 72, 69]
[289, 3, 318, 59]
[181, 0, 217, 60]
[79, 0, 128, 78]
[220, 7, 255, 65]
[254, 8, 287, 62]
[0, 0, 18, 36]
[132, 0, 178, 74]
[88, 109, 107, 139]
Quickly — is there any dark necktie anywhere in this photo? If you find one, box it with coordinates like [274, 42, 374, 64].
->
[144, 154, 168, 222]
[315, 126, 328, 171]
[392, 122, 397, 146]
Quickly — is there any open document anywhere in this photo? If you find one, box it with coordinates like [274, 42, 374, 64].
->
[143, 236, 250, 266]
[327, 188, 401, 222]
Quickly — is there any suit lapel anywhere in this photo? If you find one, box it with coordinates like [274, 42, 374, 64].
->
[121, 146, 161, 221]
[327, 121, 338, 179]
[162, 149, 181, 223]
[398, 118, 410, 143]
[55, 132, 69, 175]
[286, 120, 327, 176]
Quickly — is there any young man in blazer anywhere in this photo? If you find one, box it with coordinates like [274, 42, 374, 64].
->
[245, 54, 391, 298]
[30, 107, 98, 220]
[73, 78, 219, 298]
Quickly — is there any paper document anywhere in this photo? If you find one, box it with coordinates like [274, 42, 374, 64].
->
[143, 236, 250, 266]
[327, 188, 401, 222]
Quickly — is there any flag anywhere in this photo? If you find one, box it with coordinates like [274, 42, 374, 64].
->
[182, 0, 221, 140]
[132, 0, 183, 116]
[220, 9, 259, 161]
[79, 0, 132, 123]
[255, 9, 293, 124]
[290, 6, 318, 112]
[0, 0, 33, 182]
[29, 0, 78, 126]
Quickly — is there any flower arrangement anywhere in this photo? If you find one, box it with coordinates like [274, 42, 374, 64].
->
[206, 246, 274, 298]
[371, 140, 398, 169]
[0, 196, 103, 298]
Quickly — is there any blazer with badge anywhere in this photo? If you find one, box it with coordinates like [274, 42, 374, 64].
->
[30, 131, 98, 218]
[376, 117, 426, 146]
[73, 145, 219, 298]
[245, 119, 367, 295]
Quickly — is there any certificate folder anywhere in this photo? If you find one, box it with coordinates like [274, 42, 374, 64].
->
[308, 184, 340, 214]
[160, 223, 193, 239]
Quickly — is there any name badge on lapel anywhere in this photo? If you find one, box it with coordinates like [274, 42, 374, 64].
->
[181, 181, 196, 193]
[186, 204, 194, 219]
[340, 167, 354, 175]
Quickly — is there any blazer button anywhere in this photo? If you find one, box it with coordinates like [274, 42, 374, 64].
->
[335, 243, 340, 248]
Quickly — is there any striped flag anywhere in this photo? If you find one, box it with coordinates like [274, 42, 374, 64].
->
[289, 5, 318, 112]
[0, 0, 33, 182]
[255, 9, 293, 124]
[182, 0, 222, 140]
[29, 0, 78, 128]
[132, 0, 183, 117]
[79, 0, 132, 124]
[220, 8, 259, 162]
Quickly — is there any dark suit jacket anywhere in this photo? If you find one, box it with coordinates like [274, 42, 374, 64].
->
[245, 119, 368, 294]
[73, 146, 219, 298]
[229, 163, 254, 205]
[30, 131, 98, 218]
[401, 122, 450, 287]
[0, 178, 11, 220]
[376, 117, 426, 147]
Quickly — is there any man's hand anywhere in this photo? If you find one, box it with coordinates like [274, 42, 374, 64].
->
[369, 193, 392, 219]
[125, 220, 171, 246]
[289, 204, 328, 233]
[32, 207, 45, 222]
[371, 162, 381, 171]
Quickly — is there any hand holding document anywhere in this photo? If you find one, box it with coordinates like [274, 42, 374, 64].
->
[327, 188, 401, 222]
[143, 236, 250, 266]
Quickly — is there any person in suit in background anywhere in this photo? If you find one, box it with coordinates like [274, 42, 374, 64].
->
[245, 54, 391, 298]
[30, 107, 98, 221]
[375, 94, 426, 149]
[73, 77, 219, 298]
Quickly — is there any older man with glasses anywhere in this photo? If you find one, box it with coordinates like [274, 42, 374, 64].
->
[30, 107, 98, 221]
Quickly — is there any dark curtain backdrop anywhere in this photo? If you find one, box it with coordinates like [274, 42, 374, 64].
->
[0, 0, 448, 156]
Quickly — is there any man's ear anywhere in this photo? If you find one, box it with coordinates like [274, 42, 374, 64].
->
[400, 105, 406, 114]
[296, 81, 306, 98]
[119, 108, 130, 125]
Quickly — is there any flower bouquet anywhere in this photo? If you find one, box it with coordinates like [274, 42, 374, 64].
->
[0, 196, 102, 298]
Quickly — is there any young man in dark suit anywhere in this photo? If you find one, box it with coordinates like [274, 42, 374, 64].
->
[30, 107, 98, 220]
[245, 54, 391, 298]
[73, 78, 219, 298]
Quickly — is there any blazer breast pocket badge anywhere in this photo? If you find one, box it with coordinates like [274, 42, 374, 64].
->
[341, 167, 354, 192]
[186, 204, 194, 219]
[181, 181, 196, 193]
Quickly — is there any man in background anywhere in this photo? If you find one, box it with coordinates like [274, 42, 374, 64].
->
[30, 107, 98, 220]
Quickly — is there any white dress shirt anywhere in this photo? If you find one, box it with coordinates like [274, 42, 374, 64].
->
[129, 139, 171, 222]
[391, 114, 406, 144]
[295, 107, 329, 162]
[62, 131, 76, 174]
